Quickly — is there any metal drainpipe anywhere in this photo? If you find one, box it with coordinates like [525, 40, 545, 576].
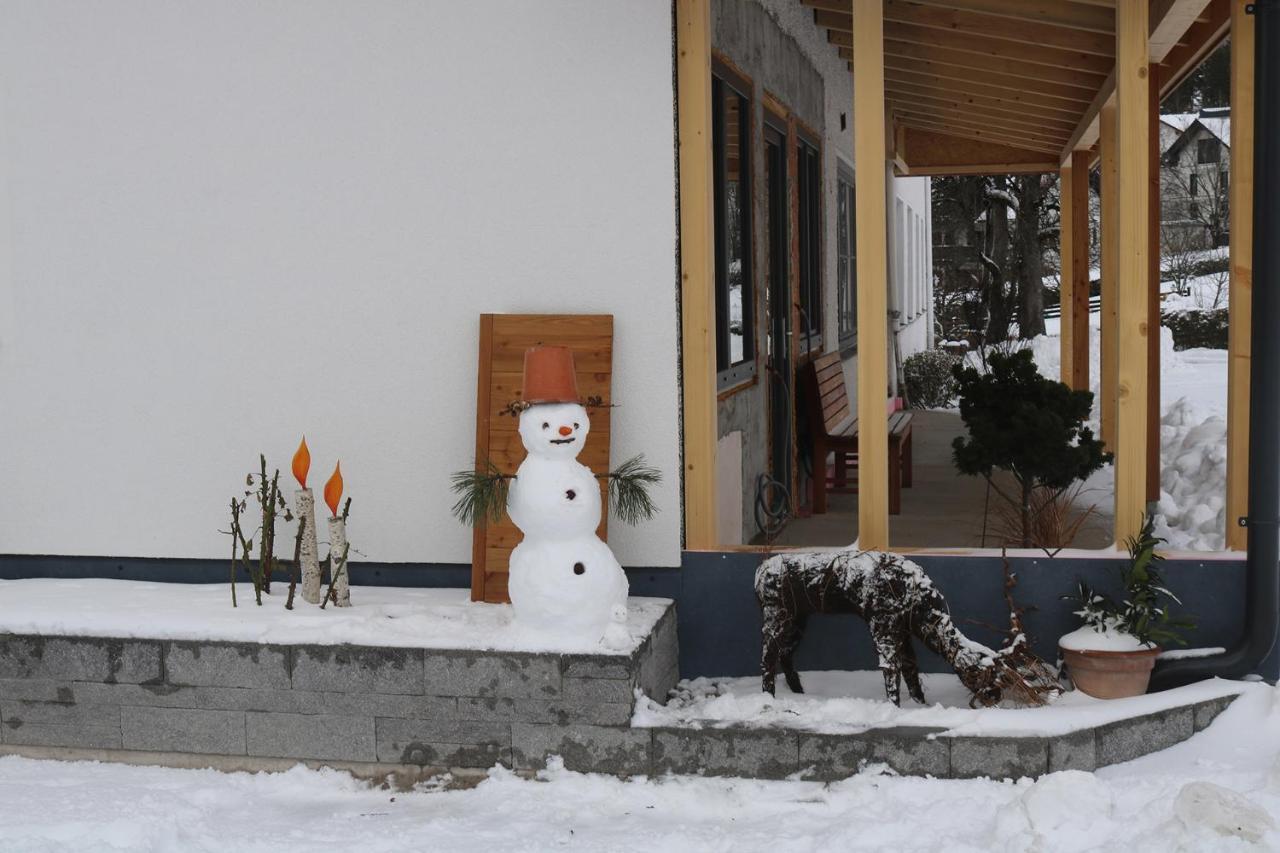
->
[1151, 0, 1280, 689]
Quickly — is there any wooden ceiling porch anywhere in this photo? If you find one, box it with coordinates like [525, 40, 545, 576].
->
[801, 0, 1230, 174]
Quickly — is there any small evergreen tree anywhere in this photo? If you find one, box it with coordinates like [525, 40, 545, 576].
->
[952, 350, 1111, 547]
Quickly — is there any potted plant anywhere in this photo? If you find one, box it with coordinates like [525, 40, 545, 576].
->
[1060, 514, 1195, 699]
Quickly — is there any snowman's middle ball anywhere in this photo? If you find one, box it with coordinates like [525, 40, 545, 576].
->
[508, 403, 601, 541]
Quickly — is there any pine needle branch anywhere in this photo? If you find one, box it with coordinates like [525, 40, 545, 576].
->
[450, 459, 512, 526]
[605, 454, 662, 526]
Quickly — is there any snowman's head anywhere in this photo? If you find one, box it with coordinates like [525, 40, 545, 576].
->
[518, 402, 591, 460]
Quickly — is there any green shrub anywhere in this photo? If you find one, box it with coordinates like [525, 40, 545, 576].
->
[904, 349, 960, 409]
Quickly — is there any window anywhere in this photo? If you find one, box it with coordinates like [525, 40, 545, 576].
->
[1197, 137, 1221, 164]
[712, 70, 754, 387]
[797, 137, 822, 353]
[1190, 172, 1199, 197]
[836, 169, 857, 350]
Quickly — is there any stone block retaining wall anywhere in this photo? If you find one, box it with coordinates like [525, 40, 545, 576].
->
[0, 604, 679, 774]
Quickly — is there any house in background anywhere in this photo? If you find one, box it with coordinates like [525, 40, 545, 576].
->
[709, 0, 933, 546]
[1160, 107, 1232, 249]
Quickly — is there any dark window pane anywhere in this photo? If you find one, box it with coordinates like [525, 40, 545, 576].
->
[712, 73, 754, 380]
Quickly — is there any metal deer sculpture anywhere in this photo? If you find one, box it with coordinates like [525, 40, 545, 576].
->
[755, 550, 1059, 707]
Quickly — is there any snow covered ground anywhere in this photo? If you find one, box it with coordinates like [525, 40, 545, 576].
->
[1, 681, 1277, 851]
[633, 671, 1244, 737]
[0, 579, 669, 655]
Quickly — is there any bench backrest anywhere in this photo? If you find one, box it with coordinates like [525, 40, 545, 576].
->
[801, 352, 851, 437]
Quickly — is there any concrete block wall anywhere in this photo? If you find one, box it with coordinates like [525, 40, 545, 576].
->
[0, 604, 680, 773]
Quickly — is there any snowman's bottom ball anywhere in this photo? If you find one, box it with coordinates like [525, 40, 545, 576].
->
[508, 536, 629, 637]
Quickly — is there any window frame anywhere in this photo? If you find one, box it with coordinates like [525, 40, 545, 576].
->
[836, 163, 857, 352]
[795, 129, 823, 355]
[711, 62, 757, 392]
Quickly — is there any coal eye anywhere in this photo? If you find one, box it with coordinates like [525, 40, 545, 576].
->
[541, 422, 549, 430]
[573, 422, 580, 430]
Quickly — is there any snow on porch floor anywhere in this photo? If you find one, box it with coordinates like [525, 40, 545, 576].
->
[634, 671, 1249, 738]
[0, 578, 669, 655]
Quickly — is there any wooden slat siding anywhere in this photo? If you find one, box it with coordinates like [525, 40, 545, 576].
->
[470, 314, 614, 604]
[1113, 0, 1150, 545]
[1225, 0, 1254, 550]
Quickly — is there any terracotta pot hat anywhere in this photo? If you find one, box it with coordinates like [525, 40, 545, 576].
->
[521, 346, 581, 405]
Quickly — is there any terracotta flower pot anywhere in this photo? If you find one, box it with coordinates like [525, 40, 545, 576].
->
[522, 346, 581, 405]
[1060, 645, 1161, 699]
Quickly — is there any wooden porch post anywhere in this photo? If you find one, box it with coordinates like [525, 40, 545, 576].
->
[676, 0, 717, 549]
[1059, 159, 1077, 387]
[1147, 75, 1162, 505]
[1114, 0, 1151, 544]
[1060, 152, 1091, 391]
[853, 0, 889, 550]
[1100, 103, 1118, 451]
[1226, 0, 1255, 551]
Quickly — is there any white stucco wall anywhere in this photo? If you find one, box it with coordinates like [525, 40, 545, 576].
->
[892, 176, 934, 361]
[0, 1, 681, 566]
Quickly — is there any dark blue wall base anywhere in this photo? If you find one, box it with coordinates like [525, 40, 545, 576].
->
[2, 550, 1273, 683]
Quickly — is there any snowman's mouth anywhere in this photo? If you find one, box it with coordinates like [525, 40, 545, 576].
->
[549, 437, 577, 445]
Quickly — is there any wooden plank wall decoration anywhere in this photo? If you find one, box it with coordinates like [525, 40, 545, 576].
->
[470, 314, 614, 604]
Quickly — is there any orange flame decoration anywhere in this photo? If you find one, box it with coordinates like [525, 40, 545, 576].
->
[324, 461, 344, 518]
[292, 436, 311, 489]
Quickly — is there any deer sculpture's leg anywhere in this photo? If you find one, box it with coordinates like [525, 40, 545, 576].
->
[760, 603, 788, 696]
[779, 613, 807, 695]
[898, 635, 927, 705]
[870, 617, 903, 706]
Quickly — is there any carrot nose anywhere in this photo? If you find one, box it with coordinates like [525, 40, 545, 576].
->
[558, 425, 572, 436]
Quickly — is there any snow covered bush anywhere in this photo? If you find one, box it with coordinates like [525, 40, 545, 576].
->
[904, 349, 959, 409]
[1153, 398, 1228, 550]
[1162, 308, 1228, 350]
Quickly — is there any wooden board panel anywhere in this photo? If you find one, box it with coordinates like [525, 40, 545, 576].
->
[470, 314, 614, 604]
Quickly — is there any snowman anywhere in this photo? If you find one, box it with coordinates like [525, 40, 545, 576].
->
[504, 346, 631, 643]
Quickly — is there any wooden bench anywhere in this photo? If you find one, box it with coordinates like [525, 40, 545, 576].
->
[799, 352, 913, 515]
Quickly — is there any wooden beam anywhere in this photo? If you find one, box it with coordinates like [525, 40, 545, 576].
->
[1060, 0, 1228, 164]
[882, 65, 1093, 110]
[894, 116, 1063, 155]
[880, 52, 1100, 104]
[1156, 0, 1230, 98]
[1060, 151, 1091, 390]
[885, 86, 1081, 132]
[1113, 0, 1151, 545]
[675, 0, 717, 549]
[904, 0, 1115, 35]
[1150, 0, 1215, 62]
[853, 0, 889, 550]
[885, 77, 1084, 121]
[814, 12, 1115, 75]
[866, 35, 1110, 92]
[1099, 101, 1118, 452]
[878, 0, 1116, 57]
[1147, 73, 1161, 505]
[896, 126, 1057, 175]
[1226, 0, 1254, 550]
[890, 99, 1074, 138]
[896, 110, 1064, 151]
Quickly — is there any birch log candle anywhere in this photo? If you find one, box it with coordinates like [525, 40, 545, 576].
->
[324, 461, 351, 607]
[293, 437, 322, 604]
